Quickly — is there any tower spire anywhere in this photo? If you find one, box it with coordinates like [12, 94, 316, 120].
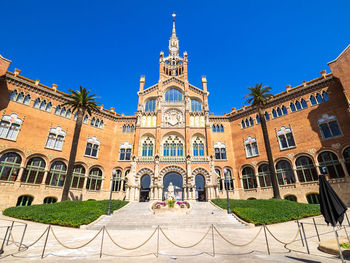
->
[172, 13, 176, 37]
[169, 13, 179, 58]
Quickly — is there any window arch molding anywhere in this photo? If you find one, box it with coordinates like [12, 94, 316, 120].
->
[139, 134, 155, 157]
[191, 134, 206, 157]
[25, 153, 49, 170]
[161, 133, 184, 157]
[0, 149, 25, 166]
[241, 165, 257, 189]
[164, 87, 184, 102]
[144, 97, 157, 112]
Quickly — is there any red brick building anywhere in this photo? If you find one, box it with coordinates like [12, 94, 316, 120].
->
[0, 16, 350, 209]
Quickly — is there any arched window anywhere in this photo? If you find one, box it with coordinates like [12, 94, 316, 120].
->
[265, 112, 270, 121]
[45, 126, 66, 150]
[145, 99, 156, 112]
[91, 117, 96, 126]
[310, 95, 317, 106]
[244, 137, 259, 158]
[123, 170, 129, 191]
[282, 105, 288, 115]
[272, 109, 277, 118]
[295, 156, 318, 182]
[318, 114, 342, 139]
[83, 115, 89, 124]
[10, 90, 18, 101]
[301, 98, 308, 109]
[54, 105, 61, 114]
[318, 151, 345, 178]
[16, 92, 24, 103]
[220, 125, 224, 132]
[119, 142, 132, 160]
[216, 169, 223, 190]
[23, 94, 31, 105]
[276, 160, 295, 185]
[277, 126, 296, 150]
[71, 165, 86, 189]
[191, 99, 202, 112]
[44, 197, 57, 204]
[212, 125, 216, 132]
[16, 195, 33, 207]
[85, 137, 100, 158]
[216, 124, 220, 131]
[306, 193, 320, 204]
[46, 102, 52, 112]
[285, 195, 297, 202]
[21, 157, 45, 184]
[290, 102, 296, 112]
[223, 169, 234, 190]
[141, 137, 154, 157]
[343, 147, 350, 175]
[245, 119, 249, 127]
[256, 115, 261, 124]
[249, 117, 254, 126]
[242, 167, 257, 189]
[86, 168, 103, 191]
[258, 164, 271, 187]
[99, 120, 104, 128]
[46, 161, 66, 187]
[0, 152, 21, 182]
[34, 98, 41, 108]
[277, 107, 282, 117]
[112, 169, 122, 191]
[0, 114, 23, 141]
[94, 119, 100, 127]
[40, 100, 47, 110]
[60, 107, 66, 117]
[163, 136, 183, 157]
[66, 109, 71, 118]
[316, 93, 323, 104]
[322, 91, 329, 102]
[193, 137, 205, 157]
[241, 120, 246, 129]
[165, 88, 183, 102]
[214, 142, 227, 160]
[295, 101, 302, 111]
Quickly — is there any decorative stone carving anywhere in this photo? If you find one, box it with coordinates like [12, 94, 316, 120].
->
[23, 149, 32, 157]
[331, 143, 341, 150]
[136, 167, 154, 183]
[47, 154, 55, 161]
[0, 144, 7, 151]
[163, 109, 183, 127]
[192, 167, 210, 183]
[251, 161, 257, 166]
[159, 166, 187, 180]
[287, 153, 295, 159]
[308, 148, 316, 155]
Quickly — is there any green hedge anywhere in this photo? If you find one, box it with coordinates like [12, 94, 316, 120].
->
[211, 199, 320, 225]
[3, 200, 128, 228]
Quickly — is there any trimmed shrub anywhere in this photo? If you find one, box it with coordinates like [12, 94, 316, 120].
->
[211, 199, 320, 225]
[3, 200, 128, 228]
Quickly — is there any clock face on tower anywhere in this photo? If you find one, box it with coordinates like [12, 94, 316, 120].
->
[170, 46, 178, 52]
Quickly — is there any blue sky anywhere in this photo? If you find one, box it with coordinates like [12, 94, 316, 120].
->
[1, 0, 349, 115]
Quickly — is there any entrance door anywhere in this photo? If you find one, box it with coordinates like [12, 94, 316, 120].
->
[140, 175, 151, 202]
[195, 174, 206, 201]
[163, 172, 183, 201]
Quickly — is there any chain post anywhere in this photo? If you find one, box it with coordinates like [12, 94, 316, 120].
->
[41, 225, 51, 259]
[18, 224, 27, 251]
[0, 226, 10, 255]
[312, 218, 320, 242]
[100, 226, 105, 258]
[211, 224, 215, 257]
[263, 225, 270, 255]
[6, 221, 14, 246]
[300, 223, 309, 254]
[296, 220, 304, 247]
[156, 225, 160, 258]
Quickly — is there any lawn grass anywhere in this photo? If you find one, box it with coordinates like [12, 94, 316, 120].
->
[3, 200, 128, 228]
[211, 198, 320, 225]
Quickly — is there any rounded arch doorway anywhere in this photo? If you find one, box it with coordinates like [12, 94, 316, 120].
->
[195, 174, 206, 201]
[140, 174, 151, 202]
[163, 172, 183, 201]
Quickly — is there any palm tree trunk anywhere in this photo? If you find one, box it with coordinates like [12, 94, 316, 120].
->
[61, 109, 84, 201]
[258, 108, 281, 199]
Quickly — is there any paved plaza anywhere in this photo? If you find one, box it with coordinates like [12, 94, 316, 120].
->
[0, 202, 348, 262]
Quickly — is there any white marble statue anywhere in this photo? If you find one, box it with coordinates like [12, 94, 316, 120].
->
[167, 182, 175, 200]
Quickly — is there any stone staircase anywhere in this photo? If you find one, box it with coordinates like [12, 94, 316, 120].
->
[89, 201, 246, 230]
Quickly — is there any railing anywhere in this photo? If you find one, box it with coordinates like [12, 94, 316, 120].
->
[160, 156, 186, 162]
[137, 156, 154, 162]
[191, 156, 208, 162]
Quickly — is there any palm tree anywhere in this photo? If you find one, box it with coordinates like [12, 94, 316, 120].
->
[61, 86, 100, 201]
[244, 83, 281, 199]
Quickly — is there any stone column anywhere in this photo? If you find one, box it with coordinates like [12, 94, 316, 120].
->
[16, 167, 24, 182]
[340, 159, 350, 177]
[41, 170, 49, 185]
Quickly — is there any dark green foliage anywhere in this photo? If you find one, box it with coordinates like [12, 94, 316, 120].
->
[3, 200, 128, 228]
[212, 199, 320, 225]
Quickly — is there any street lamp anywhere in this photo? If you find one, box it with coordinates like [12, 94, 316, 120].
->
[224, 168, 231, 214]
[107, 169, 116, 216]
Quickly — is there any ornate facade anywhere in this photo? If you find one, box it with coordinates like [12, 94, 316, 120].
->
[1, 16, 350, 209]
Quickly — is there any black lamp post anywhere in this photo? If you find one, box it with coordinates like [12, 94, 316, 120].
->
[107, 169, 115, 216]
[224, 168, 231, 214]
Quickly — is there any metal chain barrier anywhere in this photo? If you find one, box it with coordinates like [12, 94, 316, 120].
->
[214, 225, 263, 247]
[265, 225, 301, 245]
[9, 227, 48, 249]
[50, 226, 103, 249]
[159, 226, 211, 248]
[105, 226, 157, 250]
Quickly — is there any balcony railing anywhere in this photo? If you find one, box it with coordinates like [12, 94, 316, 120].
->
[191, 156, 208, 162]
[160, 156, 186, 162]
[137, 156, 154, 162]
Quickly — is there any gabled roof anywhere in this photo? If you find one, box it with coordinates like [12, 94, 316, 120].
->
[328, 44, 350, 64]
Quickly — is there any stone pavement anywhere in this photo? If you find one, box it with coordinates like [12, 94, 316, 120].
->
[0, 202, 349, 262]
